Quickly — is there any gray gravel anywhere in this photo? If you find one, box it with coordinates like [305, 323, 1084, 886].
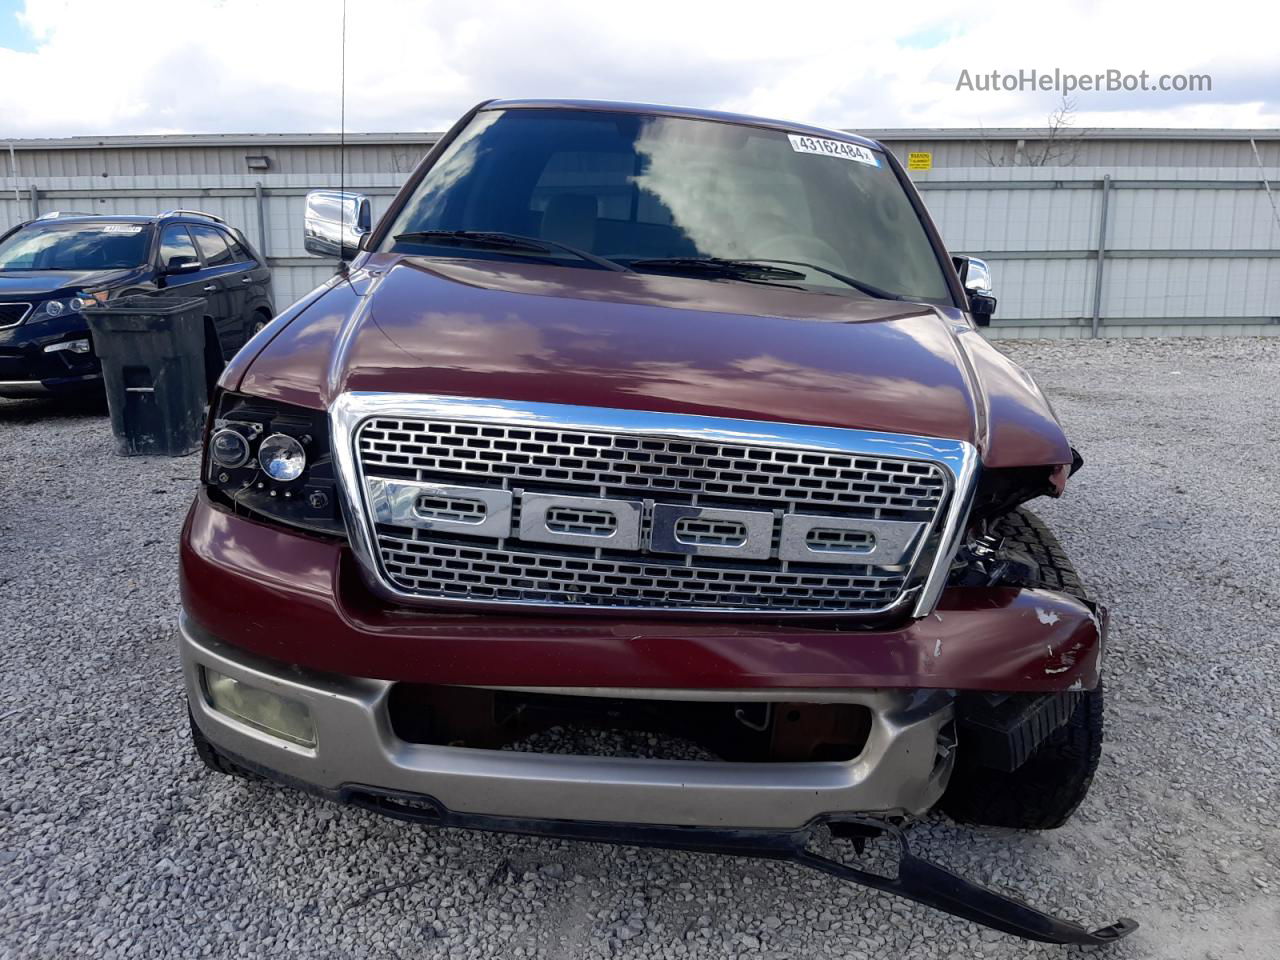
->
[2, 336, 1279, 959]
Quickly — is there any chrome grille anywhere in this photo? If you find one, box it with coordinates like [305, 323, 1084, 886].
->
[376, 532, 906, 611]
[675, 517, 748, 547]
[352, 410, 951, 615]
[359, 418, 946, 517]
[416, 495, 487, 525]
[806, 527, 875, 554]
[545, 506, 618, 537]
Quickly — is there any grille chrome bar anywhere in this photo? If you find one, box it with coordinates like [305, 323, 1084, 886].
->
[0, 302, 33, 328]
[366, 477, 513, 539]
[332, 393, 979, 618]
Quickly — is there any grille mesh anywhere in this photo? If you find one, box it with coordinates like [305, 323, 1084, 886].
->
[359, 418, 946, 517]
[376, 532, 906, 611]
[356, 415, 948, 613]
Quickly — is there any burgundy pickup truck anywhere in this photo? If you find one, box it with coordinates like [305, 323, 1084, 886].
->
[178, 100, 1134, 944]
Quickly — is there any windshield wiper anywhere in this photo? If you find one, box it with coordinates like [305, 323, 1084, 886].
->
[392, 230, 632, 273]
[624, 257, 811, 289]
[741, 259, 906, 301]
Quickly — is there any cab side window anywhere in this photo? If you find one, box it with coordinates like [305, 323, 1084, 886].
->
[222, 231, 255, 264]
[189, 224, 233, 267]
[159, 225, 198, 267]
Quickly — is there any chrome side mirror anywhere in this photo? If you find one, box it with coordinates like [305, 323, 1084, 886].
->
[303, 190, 372, 260]
[953, 255, 996, 327]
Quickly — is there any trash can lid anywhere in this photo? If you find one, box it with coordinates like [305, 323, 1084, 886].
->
[81, 295, 207, 315]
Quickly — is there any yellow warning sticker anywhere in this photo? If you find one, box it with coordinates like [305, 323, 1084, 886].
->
[907, 152, 933, 171]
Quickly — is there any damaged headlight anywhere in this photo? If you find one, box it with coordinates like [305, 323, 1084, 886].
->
[203, 391, 344, 537]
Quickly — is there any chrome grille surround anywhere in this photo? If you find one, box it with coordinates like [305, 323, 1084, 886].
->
[0, 302, 33, 328]
[331, 393, 979, 618]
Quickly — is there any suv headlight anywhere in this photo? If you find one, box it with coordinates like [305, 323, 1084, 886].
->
[204, 391, 344, 537]
[31, 299, 68, 319]
[29, 291, 107, 321]
[71, 290, 109, 310]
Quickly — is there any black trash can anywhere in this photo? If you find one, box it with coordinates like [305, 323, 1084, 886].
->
[82, 296, 209, 457]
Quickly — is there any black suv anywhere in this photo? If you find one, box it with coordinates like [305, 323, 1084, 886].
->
[0, 210, 274, 398]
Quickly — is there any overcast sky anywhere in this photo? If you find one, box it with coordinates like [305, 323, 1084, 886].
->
[1, 0, 1277, 138]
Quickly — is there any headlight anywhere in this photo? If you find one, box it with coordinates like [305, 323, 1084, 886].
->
[204, 392, 343, 537]
[34, 299, 67, 319]
[258, 433, 306, 481]
[70, 291, 109, 310]
[209, 427, 251, 469]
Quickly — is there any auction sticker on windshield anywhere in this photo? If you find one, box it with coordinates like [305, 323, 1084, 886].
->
[787, 134, 880, 167]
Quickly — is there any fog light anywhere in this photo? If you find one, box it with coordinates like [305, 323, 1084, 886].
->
[43, 339, 91, 354]
[203, 667, 316, 747]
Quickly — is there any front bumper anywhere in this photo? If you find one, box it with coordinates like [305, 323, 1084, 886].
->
[180, 492, 1106, 692]
[181, 615, 955, 829]
[180, 614, 1137, 946]
[0, 316, 101, 395]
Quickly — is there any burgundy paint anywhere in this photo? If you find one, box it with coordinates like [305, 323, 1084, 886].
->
[238, 255, 1073, 468]
[182, 495, 1102, 693]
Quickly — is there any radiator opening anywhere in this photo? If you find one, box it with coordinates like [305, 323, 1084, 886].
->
[387, 686, 872, 763]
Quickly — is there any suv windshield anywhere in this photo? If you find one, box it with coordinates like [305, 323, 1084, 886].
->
[382, 108, 951, 302]
[0, 222, 152, 271]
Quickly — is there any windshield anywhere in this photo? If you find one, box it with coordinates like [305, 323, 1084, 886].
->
[381, 108, 951, 302]
[0, 222, 151, 271]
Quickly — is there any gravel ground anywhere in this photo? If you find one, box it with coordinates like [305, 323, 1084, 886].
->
[2, 337, 1278, 959]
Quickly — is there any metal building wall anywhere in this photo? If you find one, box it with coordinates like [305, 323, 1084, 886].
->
[5, 133, 438, 178]
[869, 130, 1280, 169]
[914, 167, 1280, 337]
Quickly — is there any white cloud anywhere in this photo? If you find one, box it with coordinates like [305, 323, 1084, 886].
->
[0, 0, 1277, 137]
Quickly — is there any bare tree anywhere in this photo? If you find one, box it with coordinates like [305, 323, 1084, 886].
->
[974, 122, 1010, 167]
[977, 96, 1086, 167]
[1023, 96, 1084, 166]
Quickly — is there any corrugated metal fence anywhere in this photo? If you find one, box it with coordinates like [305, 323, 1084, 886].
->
[3, 166, 1279, 338]
[914, 167, 1280, 337]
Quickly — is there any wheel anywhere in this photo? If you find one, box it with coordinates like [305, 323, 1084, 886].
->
[188, 708, 258, 780]
[941, 685, 1104, 829]
[989, 507, 1088, 599]
[246, 308, 273, 341]
[940, 508, 1104, 829]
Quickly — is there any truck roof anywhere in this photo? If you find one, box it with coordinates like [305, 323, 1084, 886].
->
[485, 99, 884, 152]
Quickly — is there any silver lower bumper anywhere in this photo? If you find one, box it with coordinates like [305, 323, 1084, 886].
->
[0, 379, 50, 397]
[179, 615, 955, 830]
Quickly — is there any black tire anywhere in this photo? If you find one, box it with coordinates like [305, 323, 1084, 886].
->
[989, 507, 1088, 599]
[188, 709, 258, 780]
[942, 685, 1104, 829]
[940, 507, 1104, 829]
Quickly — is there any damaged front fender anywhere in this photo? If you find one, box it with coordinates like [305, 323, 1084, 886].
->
[928, 587, 1107, 691]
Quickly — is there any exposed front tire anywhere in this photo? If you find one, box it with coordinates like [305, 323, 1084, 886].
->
[941, 685, 1104, 829]
[941, 507, 1104, 829]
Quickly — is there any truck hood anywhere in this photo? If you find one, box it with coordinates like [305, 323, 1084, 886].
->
[237, 255, 1072, 466]
[0, 268, 133, 298]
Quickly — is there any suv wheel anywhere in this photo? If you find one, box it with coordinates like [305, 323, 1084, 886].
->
[940, 508, 1104, 829]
